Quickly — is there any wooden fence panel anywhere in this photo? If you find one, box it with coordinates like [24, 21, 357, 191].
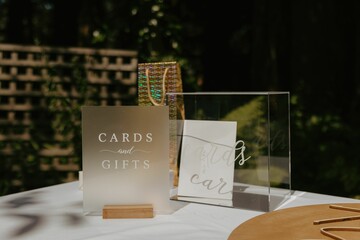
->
[0, 43, 138, 193]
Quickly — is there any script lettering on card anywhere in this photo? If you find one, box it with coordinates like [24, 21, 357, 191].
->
[177, 120, 237, 200]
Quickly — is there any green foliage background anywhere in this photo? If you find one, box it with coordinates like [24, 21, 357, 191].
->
[0, 0, 359, 199]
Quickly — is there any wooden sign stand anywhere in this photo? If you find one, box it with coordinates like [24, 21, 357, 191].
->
[102, 204, 154, 219]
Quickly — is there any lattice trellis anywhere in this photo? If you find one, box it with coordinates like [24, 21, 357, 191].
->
[0, 43, 138, 193]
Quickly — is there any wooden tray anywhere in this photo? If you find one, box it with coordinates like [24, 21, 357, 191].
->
[228, 203, 360, 240]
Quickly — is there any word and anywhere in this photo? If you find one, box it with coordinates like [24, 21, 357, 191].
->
[100, 146, 151, 155]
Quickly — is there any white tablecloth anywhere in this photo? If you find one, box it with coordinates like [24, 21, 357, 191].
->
[0, 181, 359, 240]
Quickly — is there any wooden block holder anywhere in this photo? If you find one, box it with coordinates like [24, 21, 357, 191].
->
[102, 204, 154, 219]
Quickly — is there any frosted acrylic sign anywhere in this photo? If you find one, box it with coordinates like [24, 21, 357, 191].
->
[82, 106, 171, 215]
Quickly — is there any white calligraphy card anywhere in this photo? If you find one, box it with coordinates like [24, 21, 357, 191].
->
[177, 120, 237, 200]
[82, 106, 172, 215]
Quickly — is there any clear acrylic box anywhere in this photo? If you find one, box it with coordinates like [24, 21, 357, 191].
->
[166, 92, 291, 212]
